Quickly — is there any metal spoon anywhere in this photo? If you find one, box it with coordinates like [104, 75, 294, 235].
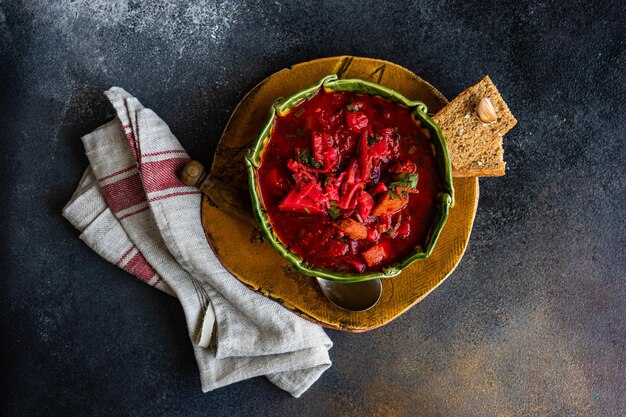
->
[316, 278, 382, 312]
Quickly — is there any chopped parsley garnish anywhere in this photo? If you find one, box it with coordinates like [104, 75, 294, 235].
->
[367, 133, 383, 146]
[298, 148, 321, 168]
[327, 200, 341, 220]
[347, 102, 361, 112]
[389, 173, 419, 190]
[385, 227, 398, 236]
[387, 189, 401, 200]
[387, 173, 419, 198]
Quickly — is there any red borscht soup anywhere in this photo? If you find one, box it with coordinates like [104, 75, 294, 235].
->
[257, 90, 445, 273]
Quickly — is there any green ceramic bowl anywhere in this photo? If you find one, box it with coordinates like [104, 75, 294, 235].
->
[245, 74, 454, 282]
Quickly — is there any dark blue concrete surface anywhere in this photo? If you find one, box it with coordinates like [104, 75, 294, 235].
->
[1, 1, 624, 416]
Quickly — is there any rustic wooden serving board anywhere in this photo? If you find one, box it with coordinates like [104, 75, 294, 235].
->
[201, 56, 479, 332]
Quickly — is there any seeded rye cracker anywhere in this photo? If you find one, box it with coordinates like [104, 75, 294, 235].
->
[434, 75, 517, 177]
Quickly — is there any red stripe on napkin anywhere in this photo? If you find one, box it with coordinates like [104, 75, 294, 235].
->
[115, 246, 135, 266]
[118, 206, 150, 221]
[124, 251, 158, 283]
[97, 165, 135, 182]
[141, 157, 190, 193]
[100, 173, 147, 213]
[149, 191, 201, 202]
[142, 149, 187, 157]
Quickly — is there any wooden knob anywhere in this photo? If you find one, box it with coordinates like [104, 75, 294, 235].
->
[179, 158, 256, 226]
[179, 160, 208, 187]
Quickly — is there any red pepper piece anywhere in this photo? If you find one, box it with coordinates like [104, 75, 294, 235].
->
[311, 131, 325, 166]
[368, 131, 388, 157]
[287, 159, 319, 182]
[370, 181, 388, 196]
[278, 182, 326, 214]
[356, 190, 375, 219]
[344, 159, 359, 185]
[324, 172, 346, 201]
[322, 147, 339, 171]
[368, 139, 387, 157]
[346, 111, 369, 132]
[337, 182, 363, 210]
[366, 227, 380, 243]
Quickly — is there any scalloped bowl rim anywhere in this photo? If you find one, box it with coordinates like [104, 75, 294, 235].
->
[245, 74, 454, 283]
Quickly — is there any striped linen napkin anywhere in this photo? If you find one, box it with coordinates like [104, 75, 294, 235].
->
[62, 87, 332, 397]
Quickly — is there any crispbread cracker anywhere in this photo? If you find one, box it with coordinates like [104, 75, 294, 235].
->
[434, 75, 517, 177]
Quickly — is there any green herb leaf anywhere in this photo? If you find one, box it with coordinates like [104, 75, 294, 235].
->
[367, 133, 383, 146]
[327, 200, 341, 220]
[385, 227, 398, 236]
[347, 102, 361, 112]
[294, 107, 306, 118]
[389, 173, 419, 190]
[399, 172, 419, 188]
[387, 189, 401, 200]
[298, 148, 322, 168]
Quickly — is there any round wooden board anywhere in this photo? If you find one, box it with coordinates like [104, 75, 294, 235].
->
[202, 56, 478, 332]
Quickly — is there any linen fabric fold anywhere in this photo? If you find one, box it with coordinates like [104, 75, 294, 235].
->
[62, 87, 332, 397]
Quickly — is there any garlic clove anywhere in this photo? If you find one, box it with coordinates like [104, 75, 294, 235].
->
[476, 97, 497, 124]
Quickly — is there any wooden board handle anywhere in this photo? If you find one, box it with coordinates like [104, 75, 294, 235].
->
[180, 160, 256, 226]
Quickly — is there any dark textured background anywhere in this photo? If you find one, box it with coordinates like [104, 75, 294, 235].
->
[1, 1, 624, 416]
